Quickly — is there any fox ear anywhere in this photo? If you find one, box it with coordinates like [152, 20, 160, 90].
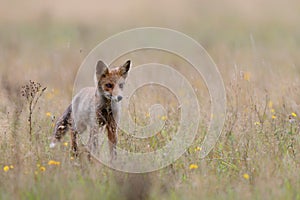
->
[119, 60, 131, 78]
[96, 60, 109, 81]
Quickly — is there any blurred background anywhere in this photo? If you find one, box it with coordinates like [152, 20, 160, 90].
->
[1, 0, 300, 92]
[1, 0, 300, 94]
[1, 0, 300, 114]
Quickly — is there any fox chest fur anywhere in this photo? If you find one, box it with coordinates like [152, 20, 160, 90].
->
[72, 87, 121, 133]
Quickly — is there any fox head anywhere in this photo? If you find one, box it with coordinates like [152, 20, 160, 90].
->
[95, 60, 131, 102]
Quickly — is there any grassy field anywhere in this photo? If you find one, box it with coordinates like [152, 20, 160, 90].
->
[1, 0, 300, 199]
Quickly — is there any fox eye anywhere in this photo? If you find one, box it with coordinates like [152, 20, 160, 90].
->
[105, 83, 113, 88]
[119, 83, 124, 89]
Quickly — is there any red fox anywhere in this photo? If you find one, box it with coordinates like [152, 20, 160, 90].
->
[50, 60, 131, 159]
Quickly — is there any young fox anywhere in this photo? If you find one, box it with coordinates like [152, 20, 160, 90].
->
[50, 60, 131, 159]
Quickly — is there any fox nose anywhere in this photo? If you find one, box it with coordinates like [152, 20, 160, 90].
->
[117, 96, 123, 101]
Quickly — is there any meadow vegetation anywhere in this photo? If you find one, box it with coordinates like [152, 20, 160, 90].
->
[0, 1, 300, 199]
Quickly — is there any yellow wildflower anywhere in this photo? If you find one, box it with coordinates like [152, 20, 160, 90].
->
[40, 166, 46, 172]
[243, 72, 251, 81]
[243, 173, 250, 180]
[161, 116, 167, 121]
[46, 112, 52, 117]
[189, 164, 198, 170]
[291, 112, 297, 117]
[48, 160, 60, 166]
[268, 101, 273, 108]
[254, 121, 260, 126]
[63, 142, 68, 147]
[195, 146, 201, 151]
[270, 109, 275, 113]
[3, 166, 10, 172]
[10, 165, 14, 169]
[272, 115, 277, 119]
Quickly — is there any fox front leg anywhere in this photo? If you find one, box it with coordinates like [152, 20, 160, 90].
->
[106, 121, 117, 160]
